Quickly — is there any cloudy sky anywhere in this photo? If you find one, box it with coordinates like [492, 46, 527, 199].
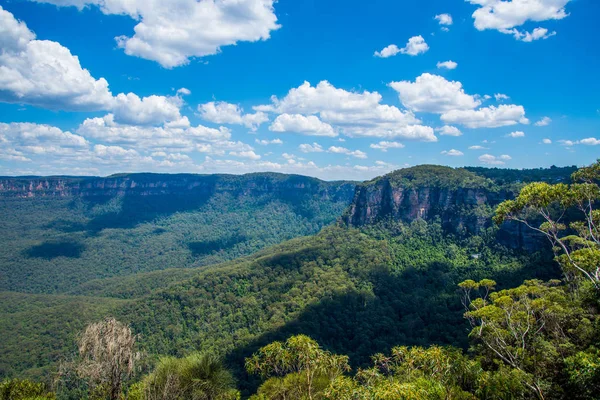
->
[0, 0, 598, 180]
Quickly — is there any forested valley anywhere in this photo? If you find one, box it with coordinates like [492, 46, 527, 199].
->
[1, 163, 598, 400]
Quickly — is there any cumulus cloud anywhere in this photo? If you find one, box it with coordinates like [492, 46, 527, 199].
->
[269, 114, 337, 137]
[112, 93, 185, 126]
[257, 81, 436, 141]
[580, 138, 600, 146]
[467, 0, 572, 41]
[495, 93, 510, 101]
[436, 125, 462, 136]
[507, 131, 525, 138]
[560, 138, 600, 146]
[0, 6, 114, 111]
[229, 150, 261, 160]
[199, 101, 269, 131]
[441, 104, 529, 128]
[503, 27, 557, 42]
[0, 7, 195, 126]
[33, 0, 281, 68]
[299, 143, 324, 153]
[479, 153, 512, 165]
[441, 149, 464, 156]
[328, 146, 368, 159]
[374, 36, 429, 58]
[255, 138, 283, 145]
[542, 138, 552, 144]
[390, 73, 481, 113]
[76, 113, 233, 153]
[435, 13, 453, 26]
[437, 60, 458, 70]
[370, 141, 405, 152]
[535, 116, 552, 126]
[468, 145, 486, 150]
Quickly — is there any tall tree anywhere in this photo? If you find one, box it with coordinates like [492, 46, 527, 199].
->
[245, 335, 350, 400]
[494, 160, 600, 288]
[76, 318, 138, 400]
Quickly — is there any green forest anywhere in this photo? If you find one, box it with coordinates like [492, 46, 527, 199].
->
[1, 163, 598, 399]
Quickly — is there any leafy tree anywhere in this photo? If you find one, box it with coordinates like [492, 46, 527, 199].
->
[324, 346, 478, 400]
[460, 279, 592, 399]
[140, 353, 239, 400]
[76, 318, 139, 400]
[0, 378, 55, 400]
[245, 335, 350, 400]
[494, 160, 600, 288]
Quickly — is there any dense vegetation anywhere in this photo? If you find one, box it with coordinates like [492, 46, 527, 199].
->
[0, 163, 594, 399]
[0, 173, 355, 293]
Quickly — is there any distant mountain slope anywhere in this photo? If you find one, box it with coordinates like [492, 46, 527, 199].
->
[343, 165, 576, 249]
[0, 173, 356, 293]
[0, 165, 573, 385]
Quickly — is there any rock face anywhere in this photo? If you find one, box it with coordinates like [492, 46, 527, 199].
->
[0, 173, 356, 201]
[342, 165, 547, 250]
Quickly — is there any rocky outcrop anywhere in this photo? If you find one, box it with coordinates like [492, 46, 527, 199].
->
[0, 173, 356, 201]
[342, 166, 547, 250]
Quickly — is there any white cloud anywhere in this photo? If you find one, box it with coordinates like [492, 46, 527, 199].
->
[401, 35, 430, 56]
[535, 116, 552, 126]
[255, 138, 283, 145]
[33, 0, 281, 68]
[269, 114, 337, 137]
[468, 145, 486, 150]
[441, 104, 529, 128]
[542, 138, 552, 144]
[257, 81, 436, 141]
[112, 93, 185, 126]
[579, 138, 600, 146]
[77, 114, 232, 153]
[436, 125, 462, 136]
[507, 131, 525, 138]
[437, 60, 458, 70]
[374, 44, 401, 58]
[370, 141, 405, 152]
[495, 93, 510, 101]
[0, 6, 196, 126]
[502, 27, 557, 42]
[299, 143, 324, 153]
[441, 149, 464, 156]
[374, 35, 429, 58]
[199, 101, 268, 131]
[328, 146, 368, 159]
[479, 153, 512, 165]
[390, 73, 481, 113]
[435, 13, 453, 26]
[229, 150, 261, 160]
[558, 139, 574, 147]
[0, 6, 114, 111]
[467, 0, 572, 40]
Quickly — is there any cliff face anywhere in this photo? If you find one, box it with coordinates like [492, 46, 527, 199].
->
[343, 166, 546, 250]
[0, 173, 356, 201]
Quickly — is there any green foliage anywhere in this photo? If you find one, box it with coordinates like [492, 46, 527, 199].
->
[366, 165, 495, 191]
[494, 160, 600, 288]
[565, 347, 600, 399]
[0, 174, 355, 294]
[140, 353, 239, 400]
[0, 378, 55, 400]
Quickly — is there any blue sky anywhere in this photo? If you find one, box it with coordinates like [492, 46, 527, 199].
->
[0, 0, 598, 180]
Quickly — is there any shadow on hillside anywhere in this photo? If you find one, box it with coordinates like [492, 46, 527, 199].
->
[188, 234, 248, 257]
[24, 240, 85, 259]
[82, 192, 215, 233]
[224, 257, 560, 395]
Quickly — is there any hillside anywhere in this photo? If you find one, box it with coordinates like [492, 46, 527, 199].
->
[0, 173, 356, 293]
[0, 165, 576, 387]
